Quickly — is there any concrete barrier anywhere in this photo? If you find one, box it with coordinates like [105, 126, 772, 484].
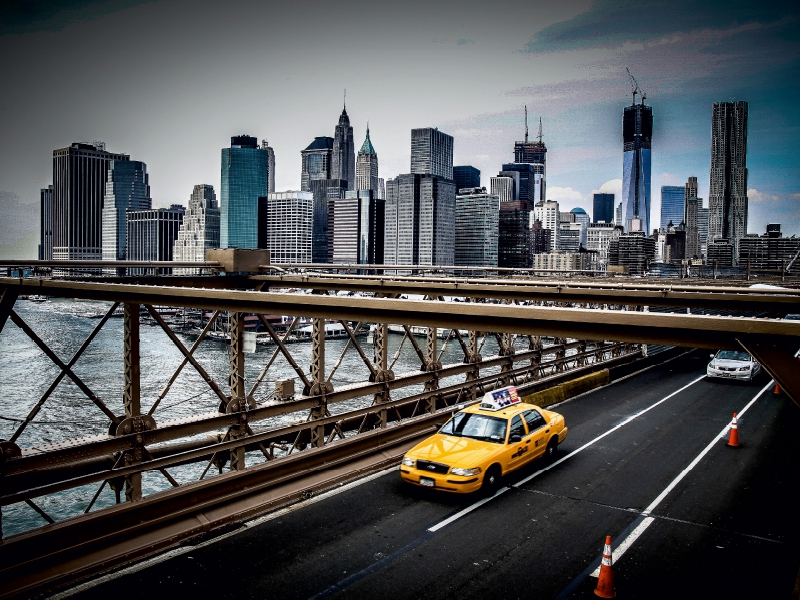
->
[521, 369, 610, 408]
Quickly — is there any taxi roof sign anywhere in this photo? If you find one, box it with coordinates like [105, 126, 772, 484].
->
[480, 386, 520, 411]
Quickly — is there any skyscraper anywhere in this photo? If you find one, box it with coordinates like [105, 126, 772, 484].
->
[329, 190, 385, 264]
[39, 186, 53, 260]
[622, 98, 653, 234]
[534, 200, 560, 250]
[499, 201, 531, 268]
[709, 101, 748, 262]
[173, 184, 220, 272]
[52, 142, 129, 261]
[332, 106, 355, 191]
[127, 205, 185, 274]
[490, 176, 516, 203]
[684, 176, 700, 258]
[355, 127, 379, 193]
[301, 137, 333, 191]
[102, 160, 152, 264]
[258, 191, 313, 263]
[262, 140, 276, 194]
[660, 185, 684, 228]
[593, 193, 615, 224]
[570, 207, 590, 247]
[455, 188, 499, 268]
[411, 128, 453, 180]
[453, 166, 481, 192]
[500, 163, 542, 204]
[514, 107, 547, 174]
[220, 135, 269, 249]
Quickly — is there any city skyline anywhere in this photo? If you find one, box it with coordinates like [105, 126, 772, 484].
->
[1, 0, 798, 258]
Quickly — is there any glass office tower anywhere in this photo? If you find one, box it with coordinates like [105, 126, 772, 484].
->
[660, 185, 684, 228]
[622, 102, 653, 233]
[411, 128, 453, 180]
[102, 160, 152, 263]
[593, 193, 615, 224]
[220, 135, 269, 249]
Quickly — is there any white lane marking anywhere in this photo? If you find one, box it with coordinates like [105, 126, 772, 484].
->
[513, 374, 707, 488]
[427, 487, 510, 532]
[48, 467, 397, 599]
[427, 373, 707, 533]
[589, 378, 774, 577]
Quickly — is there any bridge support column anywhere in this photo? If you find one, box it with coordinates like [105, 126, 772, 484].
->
[499, 332, 515, 386]
[528, 336, 542, 381]
[123, 303, 141, 502]
[310, 318, 332, 446]
[227, 312, 246, 471]
[372, 323, 393, 427]
[464, 329, 482, 402]
[424, 326, 441, 413]
[737, 335, 800, 409]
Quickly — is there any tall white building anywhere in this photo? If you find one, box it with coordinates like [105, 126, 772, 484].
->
[490, 176, 515, 203]
[173, 184, 220, 274]
[455, 189, 499, 268]
[262, 191, 313, 263]
[534, 200, 560, 251]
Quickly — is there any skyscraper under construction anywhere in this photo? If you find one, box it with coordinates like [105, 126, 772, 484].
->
[622, 72, 653, 235]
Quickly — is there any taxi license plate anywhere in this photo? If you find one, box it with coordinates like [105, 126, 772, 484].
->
[420, 477, 435, 487]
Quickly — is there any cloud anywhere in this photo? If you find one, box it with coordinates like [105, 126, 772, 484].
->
[547, 186, 585, 203]
[748, 188, 781, 203]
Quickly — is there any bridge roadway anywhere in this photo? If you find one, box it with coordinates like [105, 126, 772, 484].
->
[64, 352, 800, 600]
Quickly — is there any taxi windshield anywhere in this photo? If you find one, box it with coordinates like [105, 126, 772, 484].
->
[440, 412, 508, 444]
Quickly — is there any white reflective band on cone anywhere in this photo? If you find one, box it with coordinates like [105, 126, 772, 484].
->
[602, 556, 613, 566]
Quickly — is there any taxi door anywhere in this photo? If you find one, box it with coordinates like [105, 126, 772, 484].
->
[503, 414, 531, 473]
[523, 409, 549, 462]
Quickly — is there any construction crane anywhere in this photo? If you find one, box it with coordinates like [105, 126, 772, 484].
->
[626, 68, 646, 105]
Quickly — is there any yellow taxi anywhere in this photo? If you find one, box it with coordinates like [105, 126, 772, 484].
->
[400, 386, 568, 494]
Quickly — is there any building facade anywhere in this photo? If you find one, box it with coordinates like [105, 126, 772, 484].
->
[173, 184, 220, 273]
[455, 188, 499, 268]
[39, 186, 53, 260]
[707, 238, 734, 267]
[586, 222, 617, 266]
[608, 231, 655, 276]
[411, 128, 453, 180]
[593, 193, 615, 224]
[622, 102, 653, 234]
[52, 142, 129, 261]
[453, 166, 480, 193]
[660, 185, 684, 228]
[739, 224, 800, 271]
[258, 191, 313, 264]
[698, 207, 709, 256]
[220, 135, 269, 249]
[328, 190, 385, 265]
[499, 201, 532, 268]
[490, 176, 516, 203]
[533, 251, 593, 272]
[534, 200, 560, 251]
[709, 101, 748, 262]
[102, 160, 152, 264]
[514, 110, 547, 184]
[262, 140, 276, 194]
[126, 205, 185, 274]
[531, 219, 552, 254]
[355, 127, 379, 193]
[332, 107, 355, 191]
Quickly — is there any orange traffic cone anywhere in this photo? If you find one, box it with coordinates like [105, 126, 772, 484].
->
[773, 382, 781, 395]
[594, 535, 616, 598]
[726, 412, 740, 447]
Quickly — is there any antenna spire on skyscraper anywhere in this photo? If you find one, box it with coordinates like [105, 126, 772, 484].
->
[538, 117, 543, 143]
[344, 88, 346, 109]
[524, 105, 529, 143]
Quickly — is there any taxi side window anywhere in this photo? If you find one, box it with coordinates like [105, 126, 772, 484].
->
[523, 409, 546, 433]
[509, 415, 525, 441]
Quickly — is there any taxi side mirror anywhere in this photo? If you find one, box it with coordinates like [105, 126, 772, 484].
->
[509, 434, 522, 444]
[710, 354, 715, 358]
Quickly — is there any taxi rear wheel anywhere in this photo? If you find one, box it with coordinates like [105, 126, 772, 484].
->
[481, 465, 501, 495]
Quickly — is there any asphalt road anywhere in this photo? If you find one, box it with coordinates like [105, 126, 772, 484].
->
[66, 351, 800, 600]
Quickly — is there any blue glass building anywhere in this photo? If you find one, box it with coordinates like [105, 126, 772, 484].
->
[102, 160, 151, 262]
[622, 103, 652, 233]
[592, 193, 615, 224]
[660, 185, 684, 228]
[220, 135, 269, 249]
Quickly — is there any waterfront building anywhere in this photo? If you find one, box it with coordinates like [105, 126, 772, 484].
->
[328, 190, 384, 264]
[622, 100, 653, 233]
[531, 219, 552, 254]
[454, 166, 480, 193]
[411, 128, 453, 180]
[660, 185, 684, 228]
[126, 205, 185, 274]
[258, 191, 313, 264]
[739, 224, 800, 271]
[586, 222, 617, 266]
[533, 251, 594, 272]
[707, 238, 734, 267]
[173, 184, 220, 273]
[455, 188, 499, 268]
[102, 161, 151, 266]
[499, 200, 531, 268]
[39, 185, 53, 260]
[490, 176, 516, 203]
[220, 135, 269, 249]
[593, 193, 614, 224]
[534, 200, 560, 250]
[262, 140, 276, 194]
[355, 127, 379, 193]
[709, 101, 748, 262]
[52, 142, 129, 262]
[608, 231, 655, 276]
[332, 107, 355, 191]
[558, 222, 583, 253]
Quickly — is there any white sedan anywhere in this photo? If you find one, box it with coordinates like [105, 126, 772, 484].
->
[707, 350, 761, 382]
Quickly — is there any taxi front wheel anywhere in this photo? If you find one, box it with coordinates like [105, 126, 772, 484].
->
[481, 465, 502, 495]
[545, 438, 559, 461]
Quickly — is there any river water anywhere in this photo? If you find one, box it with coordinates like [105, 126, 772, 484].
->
[0, 298, 511, 537]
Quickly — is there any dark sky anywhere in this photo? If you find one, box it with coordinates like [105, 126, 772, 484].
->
[1, 0, 798, 257]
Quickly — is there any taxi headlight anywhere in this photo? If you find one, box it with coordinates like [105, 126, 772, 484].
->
[738, 366, 750, 371]
[401, 457, 416, 467]
[450, 467, 482, 477]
